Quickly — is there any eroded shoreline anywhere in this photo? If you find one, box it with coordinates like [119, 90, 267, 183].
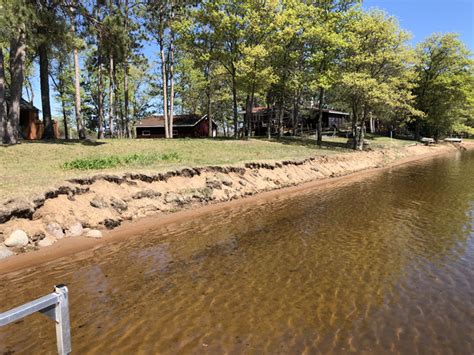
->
[0, 142, 472, 273]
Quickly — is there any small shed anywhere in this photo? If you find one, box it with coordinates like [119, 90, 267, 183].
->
[8, 97, 59, 139]
[135, 114, 217, 138]
[19, 98, 42, 139]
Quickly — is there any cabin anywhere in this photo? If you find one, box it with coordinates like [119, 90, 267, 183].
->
[240, 106, 350, 136]
[135, 114, 217, 138]
[6, 97, 60, 139]
[19, 98, 42, 139]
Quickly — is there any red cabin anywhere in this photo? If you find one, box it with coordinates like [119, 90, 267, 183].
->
[135, 114, 217, 138]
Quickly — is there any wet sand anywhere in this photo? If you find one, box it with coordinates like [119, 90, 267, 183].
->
[1, 142, 471, 275]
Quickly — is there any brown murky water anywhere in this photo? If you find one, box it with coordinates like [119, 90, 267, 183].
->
[1, 151, 474, 354]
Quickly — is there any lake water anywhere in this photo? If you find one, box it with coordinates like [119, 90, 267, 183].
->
[1, 150, 473, 354]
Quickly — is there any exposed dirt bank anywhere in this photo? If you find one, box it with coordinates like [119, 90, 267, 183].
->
[1, 142, 472, 271]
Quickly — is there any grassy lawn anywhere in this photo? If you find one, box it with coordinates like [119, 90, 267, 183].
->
[0, 136, 411, 203]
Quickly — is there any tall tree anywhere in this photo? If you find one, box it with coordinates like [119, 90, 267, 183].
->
[38, 42, 54, 138]
[413, 33, 474, 140]
[179, 7, 211, 136]
[147, 0, 187, 138]
[193, 0, 247, 138]
[34, 0, 66, 139]
[337, 10, 419, 150]
[304, 0, 359, 145]
[146, 0, 172, 138]
[236, 0, 280, 138]
[107, 0, 116, 137]
[123, 0, 131, 137]
[268, 0, 307, 138]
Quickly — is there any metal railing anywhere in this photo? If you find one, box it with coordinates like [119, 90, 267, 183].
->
[0, 285, 71, 355]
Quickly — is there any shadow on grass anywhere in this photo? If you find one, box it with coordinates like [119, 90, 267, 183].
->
[257, 136, 350, 151]
[1, 139, 108, 147]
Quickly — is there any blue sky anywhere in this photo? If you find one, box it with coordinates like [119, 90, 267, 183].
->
[362, 0, 474, 50]
[34, 0, 474, 118]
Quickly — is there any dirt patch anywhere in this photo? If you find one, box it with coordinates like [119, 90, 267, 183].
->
[0, 142, 472, 266]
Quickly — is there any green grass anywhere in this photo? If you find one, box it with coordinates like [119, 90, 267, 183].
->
[0, 136, 410, 202]
[62, 152, 180, 170]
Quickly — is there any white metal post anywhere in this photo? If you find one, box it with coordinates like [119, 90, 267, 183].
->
[54, 285, 71, 355]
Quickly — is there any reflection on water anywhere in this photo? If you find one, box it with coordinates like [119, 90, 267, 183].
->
[1, 151, 474, 354]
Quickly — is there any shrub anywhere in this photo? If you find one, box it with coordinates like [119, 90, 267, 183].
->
[161, 152, 180, 161]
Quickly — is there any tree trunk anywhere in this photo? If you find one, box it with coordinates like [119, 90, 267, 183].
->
[231, 66, 238, 138]
[159, 33, 169, 138]
[316, 87, 324, 146]
[247, 86, 255, 139]
[355, 105, 368, 151]
[292, 92, 299, 136]
[205, 61, 212, 138]
[244, 95, 251, 139]
[278, 103, 284, 138]
[39, 43, 54, 139]
[118, 93, 124, 138]
[369, 112, 375, 133]
[98, 59, 105, 139]
[291, 101, 295, 136]
[0, 47, 6, 143]
[358, 122, 366, 150]
[123, 0, 130, 138]
[414, 119, 421, 141]
[267, 111, 271, 139]
[6, 31, 26, 144]
[351, 103, 358, 150]
[61, 97, 69, 140]
[70, 11, 85, 140]
[124, 68, 130, 138]
[207, 86, 212, 138]
[112, 63, 121, 137]
[108, 53, 115, 137]
[72, 46, 84, 139]
[95, 4, 104, 139]
[107, 0, 115, 137]
[169, 32, 175, 139]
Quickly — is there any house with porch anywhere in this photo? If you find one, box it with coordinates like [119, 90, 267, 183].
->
[240, 106, 350, 136]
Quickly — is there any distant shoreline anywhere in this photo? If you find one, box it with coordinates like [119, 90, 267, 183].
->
[0, 141, 473, 274]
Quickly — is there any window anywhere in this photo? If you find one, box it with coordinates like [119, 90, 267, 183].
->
[142, 130, 151, 137]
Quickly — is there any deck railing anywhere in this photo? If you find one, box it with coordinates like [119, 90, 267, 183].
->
[0, 285, 71, 355]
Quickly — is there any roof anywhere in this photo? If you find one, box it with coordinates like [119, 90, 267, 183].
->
[324, 109, 349, 116]
[4, 91, 39, 112]
[136, 114, 208, 127]
[250, 106, 271, 114]
[239, 106, 281, 115]
[301, 107, 349, 116]
[20, 98, 39, 112]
